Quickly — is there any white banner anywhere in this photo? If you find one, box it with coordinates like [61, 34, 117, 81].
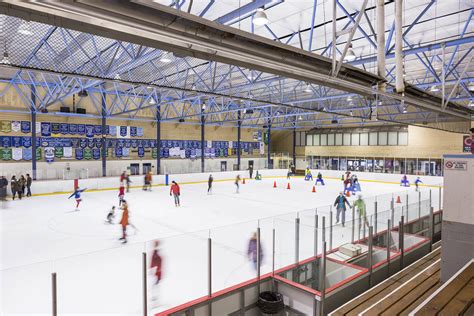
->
[12, 147, 23, 161]
[259, 141, 265, 155]
[63, 147, 73, 158]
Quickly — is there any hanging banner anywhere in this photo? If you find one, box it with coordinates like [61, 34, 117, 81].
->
[122, 147, 130, 157]
[69, 124, 78, 135]
[12, 147, 22, 161]
[41, 122, 51, 137]
[87, 138, 95, 148]
[150, 140, 157, 148]
[77, 124, 86, 135]
[131, 139, 138, 148]
[21, 121, 31, 134]
[51, 123, 60, 134]
[260, 141, 265, 155]
[228, 141, 233, 149]
[63, 147, 73, 158]
[23, 148, 32, 160]
[59, 123, 69, 134]
[84, 148, 92, 160]
[144, 140, 150, 148]
[138, 147, 145, 158]
[0, 136, 10, 148]
[12, 136, 22, 148]
[109, 125, 117, 136]
[11, 121, 21, 132]
[152, 148, 157, 159]
[124, 139, 131, 148]
[0, 121, 11, 133]
[85, 125, 94, 138]
[44, 147, 55, 163]
[130, 126, 137, 137]
[1, 148, 12, 160]
[36, 122, 41, 134]
[207, 140, 212, 148]
[92, 148, 100, 160]
[94, 125, 102, 136]
[258, 130, 263, 141]
[36, 147, 42, 160]
[70, 138, 80, 148]
[40, 137, 50, 147]
[54, 147, 64, 158]
[137, 127, 144, 137]
[119, 126, 128, 138]
[75, 148, 84, 160]
[115, 147, 123, 158]
[79, 139, 87, 148]
[94, 138, 102, 148]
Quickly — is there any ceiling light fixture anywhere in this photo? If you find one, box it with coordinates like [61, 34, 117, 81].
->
[252, 8, 269, 26]
[114, 73, 121, 80]
[304, 83, 312, 93]
[468, 82, 474, 92]
[344, 44, 356, 62]
[149, 97, 156, 105]
[1, 51, 10, 65]
[350, 110, 353, 116]
[18, 21, 33, 36]
[160, 52, 173, 63]
[430, 85, 439, 92]
[298, 115, 303, 120]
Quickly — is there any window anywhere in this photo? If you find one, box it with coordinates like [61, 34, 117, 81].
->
[306, 133, 313, 146]
[378, 132, 388, 146]
[313, 134, 320, 146]
[321, 134, 328, 146]
[343, 133, 351, 146]
[398, 131, 408, 145]
[300, 132, 306, 146]
[335, 133, 343, 146]
[388, 131, 398, 145]
[369, 132, 378, 146]
[351, 133, 360, 146]
[328, 133, 335, 146]
[359, 133, 368, 146]
[296, 132, 301, 146]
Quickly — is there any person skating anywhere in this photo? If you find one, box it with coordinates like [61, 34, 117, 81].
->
[287, 167, 292, 180]
[118, 183, 125, 206]
[150, 240, 163, 285]
[19, 175, 26, 196]
[247, 232, 263, 271]
[235, 175, 241, 194]
[10, 176, 19, 200]
[249, 165, 254, 179]
[255, 170, 262, 180]
[0, 176, 8, 202]
[414, 177, 423, 192]
[106, 206, 116, 224]
[125, 174, 132, 193]
[304, 168, 313, 181]
[143, 171, 152, 191]
[170, 181, 180, 206]
[400, 175, 410, 187]
[119, 200, 129, 243]
[26, 174, 32, 197]
[334, 192, 351, 227]
[352, 175, 361, 192]
[68, 187, 87, 211]
[207, 174, 213, 194]
[120, 171, 127, 183]
[353, 194, 369, 228]
[315, 172, 325, 186]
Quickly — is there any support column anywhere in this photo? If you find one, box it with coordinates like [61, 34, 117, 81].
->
[267, 119, 271, 169]
[31, 85, 37, 180]
[376, 0, 386, 91]
[101, 92, 107, 177]
[292, 127, 296, 167]
[395, 0, 405, 93]
[156, 105, 161, 175]
[201, 105, 205, 173]
[237, 110, 241, 171]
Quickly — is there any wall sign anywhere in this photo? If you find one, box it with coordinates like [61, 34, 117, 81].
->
[463, 135, 472, 153]
[444, 160, 467, 171]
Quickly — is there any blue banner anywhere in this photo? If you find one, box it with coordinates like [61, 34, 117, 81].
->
[137, 127, 144, 137]
[94, 125, 102, 136]
[109, 125, 117, 136]
[1, 136, 10, 147]
[79, 139, 87, 148]
[75, 148, 84, 160]
[115, 147, 123, 158]
[41, 122, 51, 137]
[87, 138, 95, 148]
[131, 139, 137, 148]
[69, 124, 78, 134]
[21, 136, 31, 148]
[138, 147, 145, 157]
[77, 124, 86, 135]
[85, 125, 94, 138]
[40, 138, 50, 147]
[150, 140, 157, 148]
[94, 138, 102, 148]
[51, 123, 60, 134]
[21, 121, 31, 134]
[70, 138, 80, 148]
[44, 147, 55, 163]
[23, 148, 32, 160]
[130, 126, 137, 137]
[92, 148, 100, 160]
[120, 126, 127, 137]
[59, 123, 69, 134]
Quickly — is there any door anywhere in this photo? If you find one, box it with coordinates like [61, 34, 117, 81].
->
[220, 161, 227, 172]
[130, 163, 140, 176]
[142, 163, 152, 175]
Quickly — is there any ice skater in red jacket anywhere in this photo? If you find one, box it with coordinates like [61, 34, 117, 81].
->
[170, 181, 180, 207]
[150, 240, 163, 284]
[118, 183, 125, 206]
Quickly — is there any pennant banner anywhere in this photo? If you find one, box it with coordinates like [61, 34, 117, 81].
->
[92, 148, 100, 160]
[21, 121, 31, 134]
[44, 147, 55, 163]
[138, 147, 145, 158]
[84, 148, 92, 160]
[137, 127, 144, 137]
[77, 124, 86, 135]
[69, 124, 78, 135]
[63, 147, 73, 158]
[0, 121, 11, 133]
[11, 121, 21, 132]
[51, 123, 60, 134]
[0, 136, 10, 148]
[75, 148, 84, 160]
[41, 122, 51, 137]
[130, 126, 137, 137]
[1, 148, 12, 160]
[23, 148, 32, 160]
[12, 136, 22, 148]
[54, 147, 63, 158]
[12, 147, 22, 161]
[60, 123, 69, 134]
[85, 125, 94, 138]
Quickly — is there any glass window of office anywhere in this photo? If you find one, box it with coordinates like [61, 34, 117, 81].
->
[360, 133, 369, 146]
[351, 133, 360, 146]
[369, 132, 378, 146]
[379, 132, 388, 146]
[321, 134, 328, 146]
[328, 133, 335, 146]
[343, 133, 351, 145]
[306, 134, 313, 146]
[388, 132, 398, 145]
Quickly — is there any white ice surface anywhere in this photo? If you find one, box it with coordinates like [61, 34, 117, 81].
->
[1, 172, 439, 315]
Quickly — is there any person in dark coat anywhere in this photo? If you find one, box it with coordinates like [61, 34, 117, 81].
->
[26, 174, 32, 197]
[0, 176, 8, 201]
[19, 175, 26, 196]
[334, 192, 351, 226]
[11, 176, 20, 200]
[207, 174, 213, 194]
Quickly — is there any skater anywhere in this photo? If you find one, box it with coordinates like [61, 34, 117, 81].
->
[304, 168, 313, 181]
[0, 176, 8, 202]
[287, 167, 292, 180]
[414, 177, 423, 191]
[68, 187, 86, 211]
[26, 173, 32, 197]
[143, 171, 152, 191]
[207, 174, 213, 194]
[345, 171, 351, 180]
[343, 177, 353, 194]
[247, 232, 263, 271]
[235, 175, 241, 193]
[10, 176, 20, 200]
[118, 183, 125, 206]
[315, 172, 325, 186]
[249, 165, 254, 179]
[255, 170, 262, 180]
[352, 175, 361, 192]
[150, 240, 163, 285]
[353, 194, 369, 228]
[106, 206, 116, 224]
[170, 181, 180, 206]
[120, 171, 127, 183]
[334, 192, 351, 227]
[119, 200, 129, 243]
[400, 175, 410, 187]
[125, 174, 132, 193]
[19, 175, 26, 196]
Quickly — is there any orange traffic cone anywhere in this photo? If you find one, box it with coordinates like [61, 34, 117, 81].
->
[345, 190, 351, 197]
[273, 181, 277, 188]
[287, 182, 291, 190]
[243, 178, 246, 184]
[396, 195, 401, 203]
[312, 185, 316, 193]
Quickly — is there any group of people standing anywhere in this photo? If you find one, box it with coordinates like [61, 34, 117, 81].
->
[0, 174, 33, 201]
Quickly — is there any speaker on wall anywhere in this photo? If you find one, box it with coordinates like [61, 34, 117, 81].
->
[76, 108, 86, 114]
[60, 107, 70, 113]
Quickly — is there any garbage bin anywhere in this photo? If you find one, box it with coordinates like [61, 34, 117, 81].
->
[256, 291, 284, 315]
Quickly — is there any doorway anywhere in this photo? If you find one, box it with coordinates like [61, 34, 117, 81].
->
[130, 163, 139, 175]
[220, 161, 227, 172]
[142, 163, 152, 174]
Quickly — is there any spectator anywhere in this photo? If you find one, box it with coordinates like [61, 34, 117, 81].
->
[26, 174, 32, 197]
[0, 176, 8, 201]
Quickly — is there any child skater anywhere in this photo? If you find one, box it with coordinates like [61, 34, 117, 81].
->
[400, 175, 410, 187]
[118, 183, 125, 206]
[415, 177, 423, 191]
[304, 168, 313, 181]
[119, 200, 129, 244]
[316, 172, 325, 186]
[207, 174, 213, 194]
[170, 181, 181, 207]
[106, 206, 116, 224]
[247, 232, 263, 271]
[235, 174, 241, 194]
[287, 167, 292, 180]
[68, 187, 87, 211]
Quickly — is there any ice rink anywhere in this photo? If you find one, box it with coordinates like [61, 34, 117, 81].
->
[1, 171, 441, 315]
